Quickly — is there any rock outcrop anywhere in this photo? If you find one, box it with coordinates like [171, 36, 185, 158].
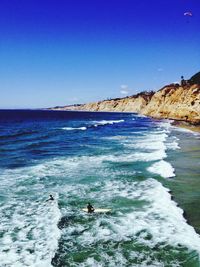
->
[51, 72, 200, 124]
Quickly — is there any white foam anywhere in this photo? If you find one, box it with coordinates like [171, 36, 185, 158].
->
[157, 119, 173, 129]
[172, 126, 200, 136]
[140, 179, 200, 253]
[172, 126, 194, 133]
[125, 150, 167, 162]
[107, 133, 168, 169]
[1, 114, 198, 266]
[166, 140, 180, 150]
[147, 160, 175, 178]
[2, 153, 199, 266]
[134, 114, 147, 118]
[102, 135, 127, 140]
[62, 127, 87, 131]
[122, 131, 167, 143]
[0, 195, 61, 267]
[93, 119, 124, 127]
[120, 131, 169, 162]
[61, 178, 200, 266]
[124, 135, 167, 150]
[3, 148, 167, 183]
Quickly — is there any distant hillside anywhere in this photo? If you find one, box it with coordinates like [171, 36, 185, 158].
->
[50, 71, 200, 124]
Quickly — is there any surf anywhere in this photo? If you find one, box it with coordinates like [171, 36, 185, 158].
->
[0, 110, 199, 266]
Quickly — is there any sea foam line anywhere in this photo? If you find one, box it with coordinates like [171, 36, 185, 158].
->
[93, 119, 124, 127]
[172, 126, 200, 136]
[61, 120, 125, 131]
[62, 127, 87, 131]
[147, 160, 175, 178]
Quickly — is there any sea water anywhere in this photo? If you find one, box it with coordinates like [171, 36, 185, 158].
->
[0, 110, 199, 267]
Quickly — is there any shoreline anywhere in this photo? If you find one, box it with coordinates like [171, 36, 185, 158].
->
[49, 108, 200, 133]
[171, 120, 200, 133]
[165, 126, 200, 234]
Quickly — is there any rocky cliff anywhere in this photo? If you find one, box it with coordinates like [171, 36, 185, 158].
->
[51, 72, 200, 124]
[80, 91, 154, 113]
[142, 83, 200, 124]
[52, 91, 154, 113]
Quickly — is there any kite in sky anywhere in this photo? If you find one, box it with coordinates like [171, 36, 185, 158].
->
[184, 12, 193, 16]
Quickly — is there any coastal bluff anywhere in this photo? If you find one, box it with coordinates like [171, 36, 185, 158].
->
[51, 72, 200, 124]
[142, 83, 200, 124]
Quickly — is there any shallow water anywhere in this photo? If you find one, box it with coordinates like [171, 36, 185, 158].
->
[0, 110, 199, 267]
[164, 127, 200, 234]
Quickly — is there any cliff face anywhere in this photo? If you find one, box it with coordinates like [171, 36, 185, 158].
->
[81, 92, 153, 113]
[51, 73, 200, 124]
[53, 91, 153, 113]
[142, 84, 200, 124]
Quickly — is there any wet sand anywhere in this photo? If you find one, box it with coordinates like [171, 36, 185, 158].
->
[164, 127, 200, 234]
[172, 120, 200, 133]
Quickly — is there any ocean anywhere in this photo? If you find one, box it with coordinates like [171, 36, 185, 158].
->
[0, 110, 199, 267]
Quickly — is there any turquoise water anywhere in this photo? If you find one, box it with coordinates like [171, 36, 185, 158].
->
[0, 110, 199, 267]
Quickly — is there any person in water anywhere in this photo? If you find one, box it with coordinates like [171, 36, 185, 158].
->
[47, 194, 54, 201]
[87, 203, 95, 213]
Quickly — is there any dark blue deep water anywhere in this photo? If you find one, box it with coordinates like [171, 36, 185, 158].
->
[0, 110, 199, 267]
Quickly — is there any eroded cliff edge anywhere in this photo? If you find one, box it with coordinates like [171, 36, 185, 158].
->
[51, 72, 200, 124]
[143, 83, 200, 124]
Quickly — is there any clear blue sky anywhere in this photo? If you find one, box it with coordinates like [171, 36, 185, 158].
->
[0, 0, 199, 108]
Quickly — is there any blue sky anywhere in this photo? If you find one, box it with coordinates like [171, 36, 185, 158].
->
[0, 0, 200, 108]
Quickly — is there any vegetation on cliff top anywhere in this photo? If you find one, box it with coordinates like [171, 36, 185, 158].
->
[189, 72, 200, 85]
